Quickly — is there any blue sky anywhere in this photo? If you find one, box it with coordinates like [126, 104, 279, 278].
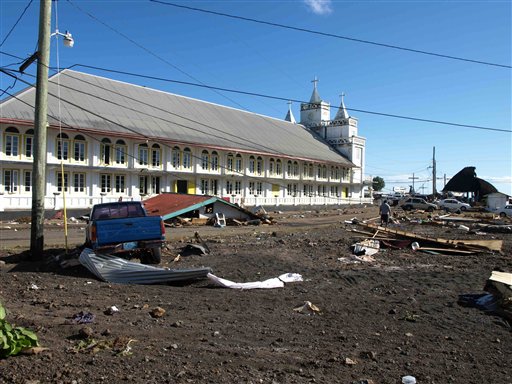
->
[1, 0, 511, 195]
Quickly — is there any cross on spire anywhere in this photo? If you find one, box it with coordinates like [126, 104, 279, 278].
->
[334, 91, 349, 120]
[309, 77, 321, 103]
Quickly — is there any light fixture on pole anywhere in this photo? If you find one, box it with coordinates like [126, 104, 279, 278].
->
[18, 31, 74, 73]
[52, 29, 74, 47]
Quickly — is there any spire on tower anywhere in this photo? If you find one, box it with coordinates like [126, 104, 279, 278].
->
[284, 101, 296, 123]
[309, 76, 322, 103]
[334, 92, 349, 120]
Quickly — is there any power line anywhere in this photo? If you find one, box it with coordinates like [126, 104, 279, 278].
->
[0, 0, 34, 47]
[68, 64, 510, 133]
[0, 50, 26, 61]
[65, 0, 251, 112]
[2, 64, 510, 134]
[150, 0, 512, 70]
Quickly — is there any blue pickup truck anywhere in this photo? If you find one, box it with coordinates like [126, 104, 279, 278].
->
[85, 201, 165, 264]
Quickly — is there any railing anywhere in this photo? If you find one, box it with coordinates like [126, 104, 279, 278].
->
[0, 193, 371, 212]
[0, 194, 139, 211]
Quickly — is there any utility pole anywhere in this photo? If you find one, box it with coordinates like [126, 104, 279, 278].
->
[30, 0, 52, 258]
[409, 173, 419, 193]
[432, 146, 437, 196]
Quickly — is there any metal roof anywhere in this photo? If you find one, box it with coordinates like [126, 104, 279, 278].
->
[144, 193, 220, 220]
[0, 70, 352, 166]
[79, 249, 211, 285]
[143, 193, 257, 221]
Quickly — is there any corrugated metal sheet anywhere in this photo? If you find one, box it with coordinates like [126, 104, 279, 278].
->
[0, 70, 352, 165]
[79, 249, 211, 284]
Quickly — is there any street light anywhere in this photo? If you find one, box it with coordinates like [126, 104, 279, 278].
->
[52, 29, 74, 47]
[18, 30, 74, 73]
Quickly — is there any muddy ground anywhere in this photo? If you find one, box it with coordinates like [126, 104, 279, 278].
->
[0, 206, 511, 384]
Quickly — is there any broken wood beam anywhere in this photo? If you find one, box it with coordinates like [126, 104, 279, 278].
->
[359, 223, 502, 253]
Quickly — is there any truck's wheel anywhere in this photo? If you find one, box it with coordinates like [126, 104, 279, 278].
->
[142, 248, 161, 264]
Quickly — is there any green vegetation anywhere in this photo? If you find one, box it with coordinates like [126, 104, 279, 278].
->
[0, 302, 39, 358]
[372, 176, 385, 192]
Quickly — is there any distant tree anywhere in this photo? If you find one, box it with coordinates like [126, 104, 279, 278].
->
[372, 176, 385, 192]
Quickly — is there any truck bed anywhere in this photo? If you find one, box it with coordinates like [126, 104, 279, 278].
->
[94, 216, 164, 248]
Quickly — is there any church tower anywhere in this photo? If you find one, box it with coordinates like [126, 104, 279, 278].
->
[296, 80, 367, 199]
[325, 93, 366, 198]
[300, 78, 330, 133]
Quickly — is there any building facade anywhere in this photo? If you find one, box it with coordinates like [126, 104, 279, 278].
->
[0, 70, 370, 211]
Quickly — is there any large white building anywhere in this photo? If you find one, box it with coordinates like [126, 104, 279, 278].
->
[0, 70, 370, 211]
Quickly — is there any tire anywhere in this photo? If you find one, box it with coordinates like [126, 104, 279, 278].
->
[141, 247, 162, 264]
[402, 205, 411, 211]
[427, 207, 434, 212]
[460, 206, 467, 211]
[150, 247, 162, 264]
[500, 212, 507, 218]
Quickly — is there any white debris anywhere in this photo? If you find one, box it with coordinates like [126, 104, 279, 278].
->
[207, 272, 302, 290]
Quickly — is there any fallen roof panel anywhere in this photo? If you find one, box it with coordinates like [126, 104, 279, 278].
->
[79, 249, 212, 284]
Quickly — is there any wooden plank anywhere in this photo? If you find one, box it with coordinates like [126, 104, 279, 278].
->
[361, 223, 502, 253]
[413, 246, 475, 255]
[489, 271, 512, 286]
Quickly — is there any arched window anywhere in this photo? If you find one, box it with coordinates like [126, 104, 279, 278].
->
[293, 161, 299, 177]
[100, 138, 112, 164]
[73, 134, 86, 162]
[201, 150, 210, 170]
[138, 143, 148, 166]
[332, 166, 340, 180]
[287, 161, 292, 176]
[151, 143, 161, 167]
[269, 158, 275, 175]
[226, 153, 234, 172]
[5, 127, 19, 156]
[172, 146, 181, 168]
[115, 140, 126, 165]
[211, 151, 219, 171]
[276, 159, 282, 176]
[235, 154, 243, 173]
[57, 133, 70, 160]
[24, 129, 34, 158]
[256, 157, 263, 176]
[248, 156, 255, 174]
[183, 148, 192, 169]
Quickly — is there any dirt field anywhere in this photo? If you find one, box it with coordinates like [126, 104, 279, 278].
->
[0, 206, 511, 384]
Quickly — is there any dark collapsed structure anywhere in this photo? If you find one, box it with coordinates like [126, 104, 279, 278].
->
[442, 166, 498, 201]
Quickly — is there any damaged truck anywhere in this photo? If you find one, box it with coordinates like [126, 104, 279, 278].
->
[84, 201, 165, 264]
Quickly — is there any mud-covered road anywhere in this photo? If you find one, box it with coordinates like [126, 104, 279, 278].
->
[1, 206, 511, 384]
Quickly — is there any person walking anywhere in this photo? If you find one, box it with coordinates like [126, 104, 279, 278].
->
[379, 200, 392, 226]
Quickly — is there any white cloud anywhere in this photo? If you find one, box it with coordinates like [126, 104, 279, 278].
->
[482, 175, 512, 184]
[304, 0, 333, 15]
